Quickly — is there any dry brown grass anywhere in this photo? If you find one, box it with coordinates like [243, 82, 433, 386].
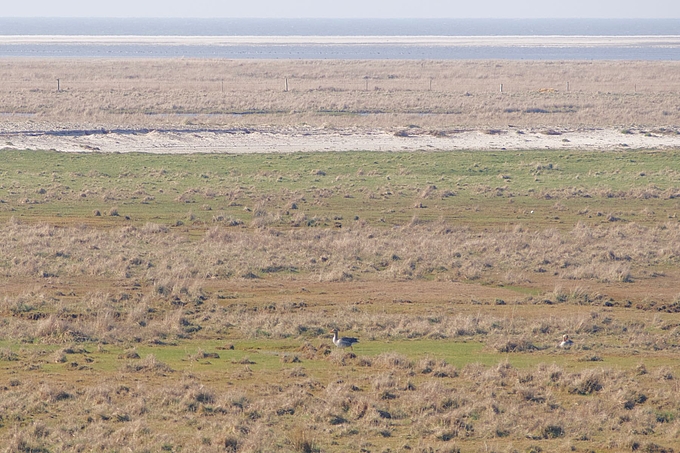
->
[1, 59, 679, 129]
[2, 218, 678, 294]
[1, 218, 680, 351]
[2, 347, 680, 453]
[4, 213, 676, 449]
[1, 71, 680, 450]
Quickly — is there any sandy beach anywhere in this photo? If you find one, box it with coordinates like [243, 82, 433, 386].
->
[2, 123, 678, 154]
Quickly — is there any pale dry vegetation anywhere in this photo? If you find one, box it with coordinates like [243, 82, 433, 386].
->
[2, 214, 680, 451]
[1, 87, 680, 449]
[1, 59, 679, 129]
[3, 357, 680, 453]
[2, 218, 680, 298]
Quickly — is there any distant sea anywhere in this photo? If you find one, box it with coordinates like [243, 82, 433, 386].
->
[0, 18, 679, 60]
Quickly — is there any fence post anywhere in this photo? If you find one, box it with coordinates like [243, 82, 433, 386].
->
[284, 77, 288, 92]
[500, 83, 503, 93]
[57, 78, 60, 92]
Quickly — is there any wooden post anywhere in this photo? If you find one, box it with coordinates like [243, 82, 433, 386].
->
[221, 80, 224, 93]
[500, 83, 503, 93]
[284, 77, 288, 92]
[566, 81, 570, 92]
[57, 78, 60, 92]
[429, 78, 432, 91]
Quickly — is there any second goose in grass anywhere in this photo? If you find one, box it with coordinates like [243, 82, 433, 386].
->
[559, 334, 574, 348]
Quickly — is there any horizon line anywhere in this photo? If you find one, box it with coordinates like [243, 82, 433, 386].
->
[2, 16, 680, 20]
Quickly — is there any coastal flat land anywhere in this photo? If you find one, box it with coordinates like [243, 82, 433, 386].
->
[1, 59, 679, 153]
[1, 59, 680, 453]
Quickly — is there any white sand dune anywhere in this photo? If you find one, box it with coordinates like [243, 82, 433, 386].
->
[2, 124, 679, 154]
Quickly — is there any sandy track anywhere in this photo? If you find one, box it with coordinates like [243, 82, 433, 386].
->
[1, 123, 679, 154]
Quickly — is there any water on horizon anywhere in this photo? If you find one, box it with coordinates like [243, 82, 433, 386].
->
[0, 18, 679, 60]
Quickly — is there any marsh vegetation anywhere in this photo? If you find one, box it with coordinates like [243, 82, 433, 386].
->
[1, 148, 680, 452]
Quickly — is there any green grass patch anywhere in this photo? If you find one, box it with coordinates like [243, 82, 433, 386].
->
[1, 148, 678, 230]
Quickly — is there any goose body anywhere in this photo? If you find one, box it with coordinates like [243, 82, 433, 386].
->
[332, 329, 359, 350]
[559, 334, 574, 348]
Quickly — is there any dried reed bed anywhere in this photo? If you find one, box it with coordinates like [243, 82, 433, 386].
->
[3, 219, 680, 290]
[1, 59, 679, 128]
[2, 220, 680, 451]
[2, 218, 680, 345]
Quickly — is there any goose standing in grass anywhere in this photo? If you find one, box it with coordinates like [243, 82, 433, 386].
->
[332, 329, 359, 350]
[559, 334, 574, 349]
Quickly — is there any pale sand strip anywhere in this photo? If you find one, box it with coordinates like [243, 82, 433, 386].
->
[2, 126, 679, 154]
[2, 35, 680, 48]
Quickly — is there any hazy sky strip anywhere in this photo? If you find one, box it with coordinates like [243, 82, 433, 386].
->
[2, 0, 679, 19]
